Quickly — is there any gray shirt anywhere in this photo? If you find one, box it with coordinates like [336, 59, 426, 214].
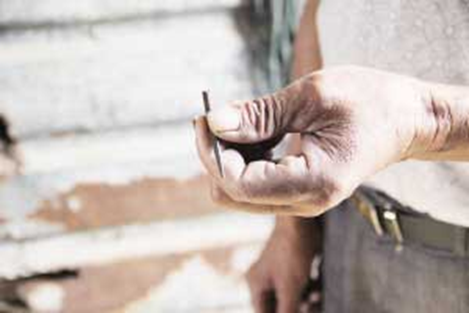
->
[318, 0, 469, 226]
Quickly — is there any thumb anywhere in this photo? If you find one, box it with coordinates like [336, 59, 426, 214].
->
[207, 89, 295, 144]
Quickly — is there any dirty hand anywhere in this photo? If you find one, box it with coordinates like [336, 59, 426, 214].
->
[247, 217, 322, 313]
[195, 66, 438, 216]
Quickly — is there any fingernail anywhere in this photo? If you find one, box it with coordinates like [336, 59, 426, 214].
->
[207, 106, 241, 133]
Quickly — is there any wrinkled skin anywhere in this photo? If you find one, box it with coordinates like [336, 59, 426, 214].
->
[194, 65, 469, 313]
[194, 66, 437, 217]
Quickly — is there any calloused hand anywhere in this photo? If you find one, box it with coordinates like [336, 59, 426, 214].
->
[194, 66, 437, 216]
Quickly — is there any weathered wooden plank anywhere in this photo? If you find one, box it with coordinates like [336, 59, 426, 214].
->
[0, 11, 254, 139]
[0, 212, 273, 279]
[0, 0, 245, 25]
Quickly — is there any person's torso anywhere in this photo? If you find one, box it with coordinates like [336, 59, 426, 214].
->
[317, 0, 469, 226]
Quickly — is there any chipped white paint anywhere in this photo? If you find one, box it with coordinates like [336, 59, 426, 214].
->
[0, 212, 273, 279]
[123, 256, 252, 313]
[0, 219, 65, 241]
[66, 196, 82, 213]
[17, 124, 196, 175]
[0, 124, 201, 222]
[20, 283, 65, 313]
[0, 0, 257, 248]
[0, 12, 253, 139]
[0, 0, 244, 25]
[230, 244, 264, 274]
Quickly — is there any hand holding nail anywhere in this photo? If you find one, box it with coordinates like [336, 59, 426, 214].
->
[195, 66, 434, 216]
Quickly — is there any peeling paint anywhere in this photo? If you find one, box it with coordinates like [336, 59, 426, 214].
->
[123, 256, 249, 313]
[31, 176, 220, 232]
[17, 124, 199, 176]
[6, 244, 262, 313]
[0, 13, 253, 139]
[0, 124, 201, 222]
[0, 212, 273, 279]
[0, 6, 264, 313]
[65, 196, 81, 213]
[0, 219, 65, 241]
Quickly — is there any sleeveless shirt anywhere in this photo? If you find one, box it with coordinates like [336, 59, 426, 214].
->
[317, 0, 469, 226]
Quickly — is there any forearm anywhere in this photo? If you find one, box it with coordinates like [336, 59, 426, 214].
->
[415, 82, 469, 161]
[275, 216, 322, 244]
[291, 0, 322, 78]
[277, 0, 322, 230]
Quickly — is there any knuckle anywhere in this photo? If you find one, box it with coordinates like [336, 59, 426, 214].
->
[238, 102, 261, 141]
[238, 92, 286, 142]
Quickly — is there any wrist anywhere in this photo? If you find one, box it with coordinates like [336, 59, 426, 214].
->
[275, 216, 322, 240]
[413, 82, 469, 160]
[274, 216, 322, 255]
